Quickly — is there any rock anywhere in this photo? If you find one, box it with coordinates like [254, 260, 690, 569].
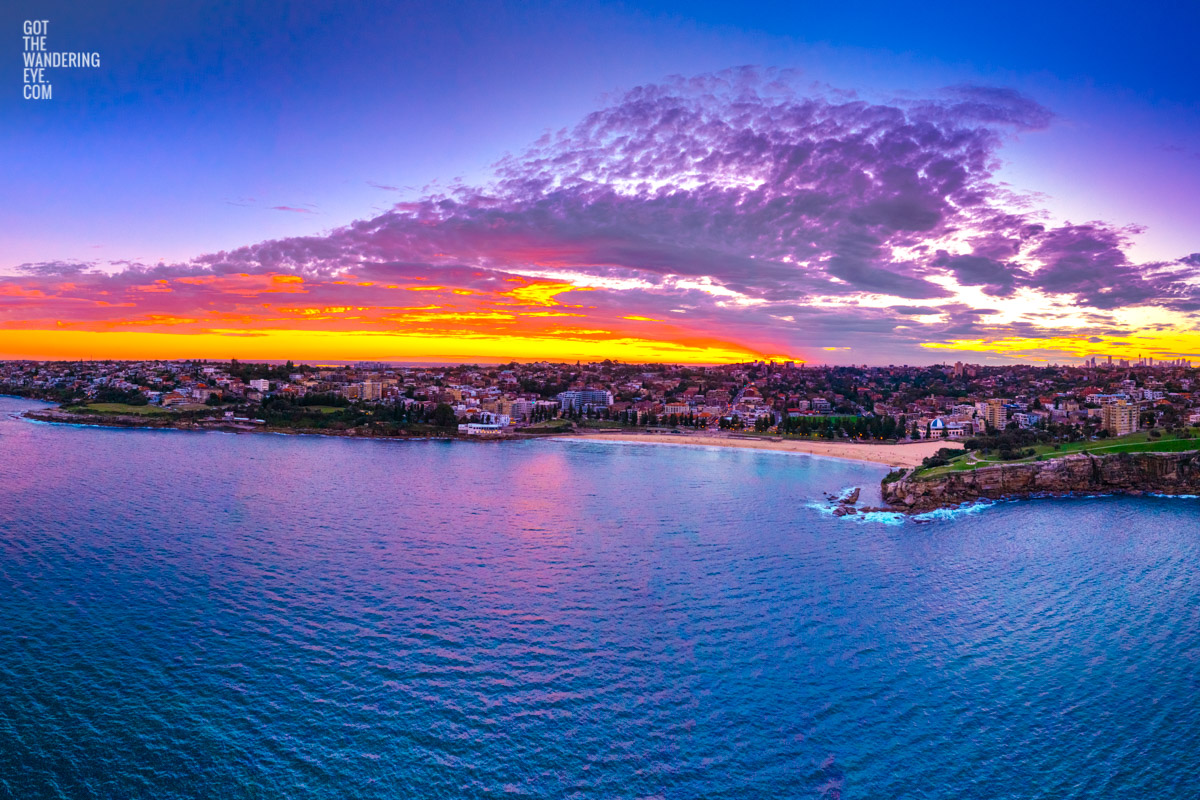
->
[881, 451, 1200, 513]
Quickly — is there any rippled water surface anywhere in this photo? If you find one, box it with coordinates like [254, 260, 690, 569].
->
[2, 395, 1200, 798]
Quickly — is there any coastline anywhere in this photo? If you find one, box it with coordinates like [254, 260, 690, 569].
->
[14, 402, 960, 466]
[17, 406, 464, 442]
[558, 432, 962, 468]
[15, 400, 1200, 514]
[883, 450, 1200, 512]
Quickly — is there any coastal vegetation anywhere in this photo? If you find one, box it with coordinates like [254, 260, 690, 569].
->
[30, 394, 466, 438]
[256, 396, 460, 433]
[912, 427, 1200, 479]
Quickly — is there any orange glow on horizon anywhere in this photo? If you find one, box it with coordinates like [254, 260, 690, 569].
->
[0, 270, 803, 364]
[0, 328, 795, 365]
[922, 331, 1200, 362]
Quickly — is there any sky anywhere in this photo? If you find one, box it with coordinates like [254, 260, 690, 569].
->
[2, 0, 1198, 365]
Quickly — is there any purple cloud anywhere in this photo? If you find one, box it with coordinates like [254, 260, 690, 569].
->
[932, 252, 1021, 297]
[163, 75, 1200, 348]
[5, 71, 1197, 360]
[16, 261, 97, 277]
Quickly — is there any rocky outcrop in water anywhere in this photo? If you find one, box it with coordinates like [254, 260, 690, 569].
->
[824, 487, 863, 515]
[882, 451, 1200, 512]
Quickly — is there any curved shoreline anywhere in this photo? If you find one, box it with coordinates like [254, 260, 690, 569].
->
[12, 401, 961, 467]
[13, 401, 1200, 516]
[557, 432, 961, 468]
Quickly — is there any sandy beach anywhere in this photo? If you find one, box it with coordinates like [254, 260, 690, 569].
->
[560, 432, 962, 468]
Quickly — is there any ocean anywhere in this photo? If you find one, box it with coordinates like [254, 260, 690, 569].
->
[2, 395, 1199, 798]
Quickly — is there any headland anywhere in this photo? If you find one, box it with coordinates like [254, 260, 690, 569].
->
[882, 430, 1200, 512]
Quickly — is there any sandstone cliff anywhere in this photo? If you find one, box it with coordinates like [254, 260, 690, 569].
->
[882, 450, 1200, 512]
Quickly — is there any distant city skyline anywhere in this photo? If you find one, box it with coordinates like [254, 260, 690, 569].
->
[1, 355, 1197, 370]
[3, 1, 1199, 366]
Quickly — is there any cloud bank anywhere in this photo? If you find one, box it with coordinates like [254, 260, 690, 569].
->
[4, 69, 1198, 363]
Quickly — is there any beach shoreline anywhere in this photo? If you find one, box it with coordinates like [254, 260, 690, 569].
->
[11, 399, 961, 469]
[558, 432, 962, 468]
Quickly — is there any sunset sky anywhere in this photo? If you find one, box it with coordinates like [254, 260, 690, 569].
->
[3, 0, 1198, 365]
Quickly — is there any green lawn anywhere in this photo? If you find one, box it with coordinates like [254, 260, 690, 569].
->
[916, 427, 1200, 478]
[529, 419, 574, 430]
[77, 403, 173, 416]
[303, 405, 344, 414]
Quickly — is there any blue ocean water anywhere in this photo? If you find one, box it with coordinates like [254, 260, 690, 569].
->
[2, 395, 1200, 799]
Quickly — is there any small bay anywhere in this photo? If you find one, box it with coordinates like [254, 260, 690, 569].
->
[1, 396, 1198, 799]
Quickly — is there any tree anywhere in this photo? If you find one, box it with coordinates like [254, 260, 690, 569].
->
[432, 403, 458, 428]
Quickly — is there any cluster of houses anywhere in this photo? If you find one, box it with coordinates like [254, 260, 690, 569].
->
[3, 357, 1198, 440]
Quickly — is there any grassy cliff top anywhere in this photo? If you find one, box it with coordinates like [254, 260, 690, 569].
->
[65, 402, 174, 416]
[914, 427, 1200, 479]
